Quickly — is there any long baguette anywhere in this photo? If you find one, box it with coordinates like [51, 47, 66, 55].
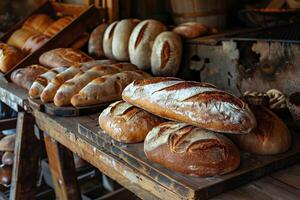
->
[122, 77, 257, 134]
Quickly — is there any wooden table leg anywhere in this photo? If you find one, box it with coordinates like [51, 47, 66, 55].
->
[44, 134, 81, 200]
[10, 112, 41, 200]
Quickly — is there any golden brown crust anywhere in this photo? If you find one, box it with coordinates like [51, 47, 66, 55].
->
[22, 14, 54, 33]
[99, 100, 164, 143]
[70, 32, 90, 50]
[0, 135, 15, 152]
[22, 34, 50, 54]
[173, 22, 208, 39]
[43, 16, 74, 37]
[7, 28, 36, 49]
[88, 24, 108, 58]
[0, 43, 24, 73]
[144, 122, 240, 177]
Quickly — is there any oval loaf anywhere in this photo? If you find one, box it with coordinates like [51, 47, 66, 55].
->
[88, 24, 108, 59]
[103, 21, 118, 59]
[0, 43, 24, 73]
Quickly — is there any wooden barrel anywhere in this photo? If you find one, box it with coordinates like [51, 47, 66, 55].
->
[170, 0, 227, 28]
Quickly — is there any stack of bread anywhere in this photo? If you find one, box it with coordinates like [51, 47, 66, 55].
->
[99, 77, 292, 177]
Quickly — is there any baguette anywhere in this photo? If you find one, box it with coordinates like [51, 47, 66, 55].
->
[71, 70, 151, 107]
[29, 67, 67, 98]
[144, 122, 240, 177]
[122, 77, 257, 134]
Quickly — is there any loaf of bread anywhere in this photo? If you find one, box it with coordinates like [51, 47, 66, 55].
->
[103, 21, 118, 59]
[80, 59, 117, 69]
[7, 28, 36, 49]
[0, 43, 24, 73]
[112, 19, 140, 61]
[22, 34, 50, 54]
[151, 31, 182, 76]
[122, 77, 257, 134]
[71, 70, 151, 107]
[22, 14, 54, 34]
[44, 16, 74, 37]
[10, 64, 48, 90]
[88, 24, 108, 59]
[0, 135, 15, 152]
[144, 122, 240, 176]
[70, 32, 90, 50]
[173, 22, 208, 39]
[2, 152, 14, 166]
[99, 100, 163, 143]
[54, 64, 136, 107]
[29, 67, 67, 98]
[230, 106, 291, 155]
[39, 48, 93, 68]
[128, 20, 167, 70]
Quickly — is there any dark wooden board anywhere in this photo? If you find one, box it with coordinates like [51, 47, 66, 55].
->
[78, 114, 300, 200]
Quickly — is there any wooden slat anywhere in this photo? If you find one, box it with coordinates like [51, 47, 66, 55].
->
[0, 118, 17, 131]
[271, 163, 300, 190]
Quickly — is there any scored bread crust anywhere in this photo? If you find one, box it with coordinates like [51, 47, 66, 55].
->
[122, 77, 257, 134]
[0, 43, 24, 73]
[99, 100, 164, 143]
[144, 122, 240, 177]
[7, 28, 36, 49]
[103, 21, 118, 59]
[22, 14, 54, 34]
[22, 34, 50, 54]
[43, 16, 74, 37]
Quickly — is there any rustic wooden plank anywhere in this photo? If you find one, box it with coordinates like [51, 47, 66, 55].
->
[10, 112, 41, 200]
[0, 118, 17, 131]
[271, 163, 300, 190]
[33, 110, 181, 200]
[44, 133, 81, 200]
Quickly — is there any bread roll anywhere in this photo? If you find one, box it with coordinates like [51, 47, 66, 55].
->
[70, 32, 90, 50]
[128, 20, 167, 70]
[22, 14, 54, 33]
[230, 106, 291, 155]
[22, 34, 50, 54]
[10, 64, 48, 90]
[88, 24, 108, 59]
[151, 31, 182, 76]
[99, 100, 164, 143]
[0, 165, 12, 187]
[39, 48, 93, 68]
[7, 28, 36, 49]
[144, 122, 240, 177]
[29, 67, 67, 98]
[44, 16, 74, 37]
[122, 77, 257, 134]
[103, 21, 118, 59]
[112, 19, 140, 61]
[71, 70, 151, 107]
[0, 43, 24, 73]
[173, 22, 208, 39]
[0, 135, 15, 152]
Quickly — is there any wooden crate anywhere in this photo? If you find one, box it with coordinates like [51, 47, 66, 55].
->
[0, 1, 105, 80]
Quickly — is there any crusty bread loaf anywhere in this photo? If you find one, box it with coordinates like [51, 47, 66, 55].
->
[151, 31, 182, 76]
[112, 19, 140, 61]
[128, 20, 167, 70]
[144, 122, 240, 177]
[7, 28, 36, 49]
[173, 22, 208, 39]
[103, 21, 118, 59]
[10, 64, 48, 90]
[22, 34, 50, 54]
[29, 67, 67, 98]
[39, 48, 93, 68]
[71, 70, 151, 107]
[122, 77, 257, 134]
[80, 59, 117, 69]
[0, 135, 15, 152]
[22, 14, 54, 34]
[88, 24, 108, 59]
[99, 100, 164, 143]
[230, 106, 291, 155]
[43, 16, 74, 37]
[0, 43, 24, 73]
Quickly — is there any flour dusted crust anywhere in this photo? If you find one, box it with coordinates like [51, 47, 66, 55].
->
[71, 70, 150, 107]
[128, 19, 167, 70]
[103, 21, 118, 59]
[122, 77, 257, 134]
[151, 31, 182, 76]
[230, 106, 291, 155]
[0, 43, 24, 73]
[88, 24, 108, 59]
[22, 14, 54, 34]
[99, 100, 163, 143]
[144, 122, 240, 176]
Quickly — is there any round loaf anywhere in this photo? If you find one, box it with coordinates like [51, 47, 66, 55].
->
[0, 135, 15, 152]
[112, 19, 140, 61]
[88, 24, 108, 59]
[144, 122, 240, 177]
[22, 14, 54, 33]
[10, 64, 48, 90]
[44, 16, 74, 37]
[129, 19, 167, 70]
[99, 100, 164, 143]
[0, 43, 24, 73]
[151, 31, 182, 76]
[103, 21, 118, 59]
[22, 34, 50, 54]
[0, 165, 12, 187]
[173, 22, 208, 39]
[7, 28, 36, 49]
[230, 106, 291, 155]
[2, 152, 14, 166]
